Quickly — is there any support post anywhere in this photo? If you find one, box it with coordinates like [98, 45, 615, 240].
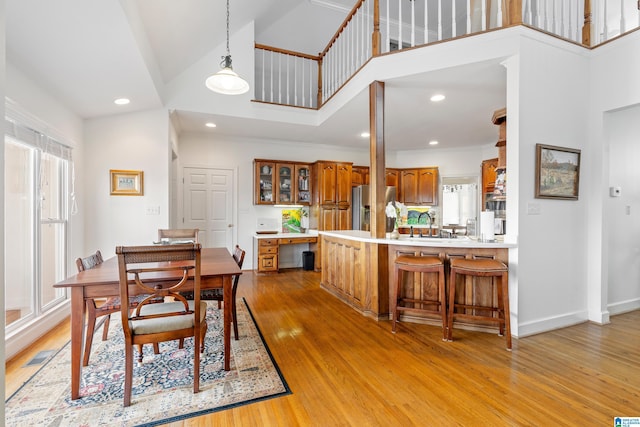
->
[505, 0, 523, 26]
[317, 57, 323, 108]
[369, 81, 386, 238]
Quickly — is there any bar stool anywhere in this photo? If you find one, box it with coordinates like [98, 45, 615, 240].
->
[447, 257, 511, 350]
[392, 254, 447, 340]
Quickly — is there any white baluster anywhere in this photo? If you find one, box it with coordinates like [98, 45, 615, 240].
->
[524, 0, 531, 25]
[496, 0, 502, 28]
[286, 54, 290, 106]
[398, 0, 402, 50]
[481, 0, 486, 32]
[411, 0, 415, 47]
[603, 0, 608, 42]
[386, 0, 390, 52]
[620, 0, 626, 33]
[466, 0, 471, 34]
[438, 0, 443, 41]
[261, 50, 265, 102]
[426, 0, 431, 43]
[270, 51, 274, 103]
[452, 0, 456, 37]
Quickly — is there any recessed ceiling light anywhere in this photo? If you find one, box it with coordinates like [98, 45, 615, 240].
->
[430, 94, 445, 102]
[114, 98, 130, 105]
[205, 122, 217, 128]
[360, 132, 370, 138]
[429, 140, 439, 145]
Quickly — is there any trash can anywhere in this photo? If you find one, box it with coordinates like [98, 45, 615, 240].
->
[302, 251, 314, 271]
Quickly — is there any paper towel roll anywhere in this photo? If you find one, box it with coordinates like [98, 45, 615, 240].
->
[480, 211, 495, 242]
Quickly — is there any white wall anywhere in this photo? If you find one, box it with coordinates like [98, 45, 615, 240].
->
[605, 104, 640, 315]
[515, 35, 591, 336]
[588, 30, 640, 323]
[83, 109, 170, 257]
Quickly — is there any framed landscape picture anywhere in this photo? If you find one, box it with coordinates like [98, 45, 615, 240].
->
[110, 169, 144, 196]
[535, 144, 581, 200]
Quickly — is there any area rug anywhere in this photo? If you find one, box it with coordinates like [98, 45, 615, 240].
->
[5, 299, 291, 426]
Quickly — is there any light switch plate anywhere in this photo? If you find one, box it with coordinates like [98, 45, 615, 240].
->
[146, 206, 160, 215]
[527, 202, 541, 215]
[610, 187, 622, 197]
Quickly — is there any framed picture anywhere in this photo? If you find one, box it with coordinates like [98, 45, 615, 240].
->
[535, 144, 581, 200]
[110, 169, 144, 196]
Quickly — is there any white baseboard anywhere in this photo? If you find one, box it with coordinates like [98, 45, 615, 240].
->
[608, 298, 640, 316]
[5, 301, 71, 361]
[516, 309, 588, 337]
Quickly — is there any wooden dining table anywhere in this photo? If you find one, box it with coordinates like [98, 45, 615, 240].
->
[54, 247, 241, 400]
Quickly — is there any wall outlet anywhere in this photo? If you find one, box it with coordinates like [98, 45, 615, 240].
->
[610, 186, 622, 197]
[146, 206, 160, 215]
[527, 202, 541, 215]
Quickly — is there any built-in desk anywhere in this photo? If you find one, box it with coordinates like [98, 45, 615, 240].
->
[254, 232, 318, 273]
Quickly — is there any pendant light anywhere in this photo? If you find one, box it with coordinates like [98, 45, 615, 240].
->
[205, 0, 250, 95]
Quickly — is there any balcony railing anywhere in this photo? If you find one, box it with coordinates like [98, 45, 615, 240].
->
[254, 0, 640, 109]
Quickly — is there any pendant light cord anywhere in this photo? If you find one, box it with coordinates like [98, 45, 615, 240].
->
[225, 0, 230, 56]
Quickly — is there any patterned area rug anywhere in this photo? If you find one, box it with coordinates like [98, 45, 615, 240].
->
[5, 299, 290, 426]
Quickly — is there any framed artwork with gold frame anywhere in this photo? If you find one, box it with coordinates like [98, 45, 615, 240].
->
[535, 144, 580, 200]
[110, 169, 143, 196]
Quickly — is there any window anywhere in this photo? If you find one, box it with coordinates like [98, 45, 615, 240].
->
[4, 114, 71, 331]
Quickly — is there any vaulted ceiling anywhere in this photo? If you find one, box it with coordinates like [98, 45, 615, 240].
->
[6, 0, 506, 151]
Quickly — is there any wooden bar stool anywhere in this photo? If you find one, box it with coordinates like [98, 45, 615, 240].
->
[447, 257, 511, 350]
[392, 254, 447, 340]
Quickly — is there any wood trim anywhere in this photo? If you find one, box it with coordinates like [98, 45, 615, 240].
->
[254, 44, 320, 61]
[370, 81, 386, 239]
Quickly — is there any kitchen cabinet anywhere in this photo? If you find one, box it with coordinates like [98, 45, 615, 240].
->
[255, 160, 276, 204]
[276, 163, 294, 204]
[295, 164, 311, 204]
[482, 158, 498, 197]
[397, 167, 439, 206]
[352, 166, 369, 186]
[254, 159, 312, 205]
[257, 238, 279, 273]
[314, 161, 352, 207]
[385, 168, 400, 187]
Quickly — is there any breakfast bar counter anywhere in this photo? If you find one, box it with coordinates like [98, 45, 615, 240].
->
[318, 230, 516, 323]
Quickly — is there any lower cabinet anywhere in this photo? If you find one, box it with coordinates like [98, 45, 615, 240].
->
[258, 239, 278, 273]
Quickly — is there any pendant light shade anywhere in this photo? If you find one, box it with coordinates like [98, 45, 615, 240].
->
[206, 0, 249, 95]
[206, 55, 249, 95]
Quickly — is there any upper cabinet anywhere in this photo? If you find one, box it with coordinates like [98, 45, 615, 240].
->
[254, 159, 312, 205]
[399, 167, 439, 206]
[295, 164, 311, 204]
[255, 160, 276, 204]
[314, 161, 352, 206]
[352, 166, 370, 186]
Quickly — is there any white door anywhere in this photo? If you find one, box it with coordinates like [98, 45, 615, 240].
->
[183, 167, 234, 249]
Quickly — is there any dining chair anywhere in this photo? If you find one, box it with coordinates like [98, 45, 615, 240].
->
[179, 244, 245, 340]
[116, 243, 207, 407]
[76, 250, 161, 367]
[157, 228, 199, 243]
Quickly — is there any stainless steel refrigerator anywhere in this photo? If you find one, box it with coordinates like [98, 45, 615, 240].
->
[352, 185, 397, 230]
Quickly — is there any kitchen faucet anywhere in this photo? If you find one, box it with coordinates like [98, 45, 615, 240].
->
[417, 211, 432, 237]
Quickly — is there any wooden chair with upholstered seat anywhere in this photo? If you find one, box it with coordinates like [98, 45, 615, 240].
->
[179, 244, 245, 340]
[116, 243, 207, 407]
[77, 250, 161, 367]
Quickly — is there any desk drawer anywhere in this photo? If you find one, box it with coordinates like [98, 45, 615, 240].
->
[259, 238, 278, 247]
[279, 237, 317, 245]
[259, 245, 278, 255]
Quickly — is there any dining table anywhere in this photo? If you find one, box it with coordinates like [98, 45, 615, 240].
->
[54, 247, 241, 400]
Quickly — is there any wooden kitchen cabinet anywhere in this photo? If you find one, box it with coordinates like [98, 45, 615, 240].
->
[417, 167, 438, 205]
[385, 168, 400, 187]
[397, 167, 438, 206]
[295, 163, 311, 204]
[352, 166, 369, 186]
[314, 161, 352, 207]
[254, 159, 312, 205]
[255, 160, 276, 204]
[257, 238, 279, 273]
[482, 158, 498, 196]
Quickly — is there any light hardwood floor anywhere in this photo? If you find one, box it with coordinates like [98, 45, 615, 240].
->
[6, 270, 640, 426]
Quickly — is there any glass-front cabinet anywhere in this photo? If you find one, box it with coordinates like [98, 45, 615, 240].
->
[276, 163, 294, 204]
[255, 160, 275, 204]
[254, 159, 312, 205]
[295, 164, 311, 204]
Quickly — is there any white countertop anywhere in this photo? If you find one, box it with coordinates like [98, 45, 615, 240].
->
[254, 230, 319, 239]
[319, 229, 516, 248]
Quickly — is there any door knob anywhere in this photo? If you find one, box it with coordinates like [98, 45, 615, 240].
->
[228, 224, 233, 228]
